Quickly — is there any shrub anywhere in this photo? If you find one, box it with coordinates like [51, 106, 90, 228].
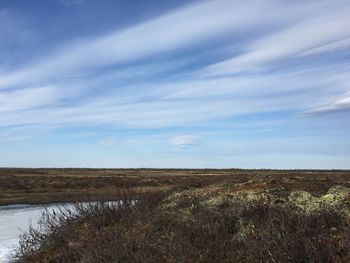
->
[13, 192, 350, 263]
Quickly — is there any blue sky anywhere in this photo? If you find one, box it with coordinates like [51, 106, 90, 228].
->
[0, 0, 350, 168]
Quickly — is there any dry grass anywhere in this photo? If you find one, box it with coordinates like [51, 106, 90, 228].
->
[1, 168, 350, 205]
[2, 168, 350, 262]
[12, 186, 350, 263]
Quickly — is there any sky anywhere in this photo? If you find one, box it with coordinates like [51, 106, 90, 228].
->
[0, 0, 350, 169]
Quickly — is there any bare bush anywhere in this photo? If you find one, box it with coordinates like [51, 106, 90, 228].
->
[12, 191, 350, 263]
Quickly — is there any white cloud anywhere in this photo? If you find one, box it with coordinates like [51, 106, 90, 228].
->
[60, 0, 89, 6]
[299, 38, 350, 57]
[0, 0, 349, 133]
[1, 62, 349, 129]
[203, 6, 350, 75]
[1, 0, 350, 168]
[97, 138, 121, 146]
[0, 0, 299, 88]
[0, 86, 59, 112]
[171, 135, 200, 148]
[304, 93, 350, 115]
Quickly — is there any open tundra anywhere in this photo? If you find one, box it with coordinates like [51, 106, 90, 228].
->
[1, 169, 349, 262]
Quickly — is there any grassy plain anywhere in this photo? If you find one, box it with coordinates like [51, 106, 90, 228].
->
[2, 168, 350, 262]
[1, 168, 349, 205]
[4, 169, 350, 263]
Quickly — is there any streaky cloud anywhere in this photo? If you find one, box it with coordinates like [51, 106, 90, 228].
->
[0, 0, 305, 88]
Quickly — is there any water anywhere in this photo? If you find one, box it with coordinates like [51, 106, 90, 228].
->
[0, 204, 59, 263]
[0, 201, 128, 262]
[0, 201, 126, 262]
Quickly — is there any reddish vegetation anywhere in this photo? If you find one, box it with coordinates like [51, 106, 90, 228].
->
[1, 168, 349, 205]
[2, 168, 350, 262]
[13, 186, 350, 263]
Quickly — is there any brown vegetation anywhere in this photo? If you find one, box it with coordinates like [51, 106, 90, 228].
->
[13, 183, 350, 263]
[6, 170, 350, 263]
[1, 168, 350, 205]
[2, 168, 350, 262]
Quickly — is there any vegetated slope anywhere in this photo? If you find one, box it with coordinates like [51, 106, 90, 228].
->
[13, 174, 350, 263]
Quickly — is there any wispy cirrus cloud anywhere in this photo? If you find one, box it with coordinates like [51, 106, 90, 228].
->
[203, 7, 350, 76]
[1, 0, 350, 168]
[304, 94, 350, 115]
[299, 38, 350, 57]
[1, 62, 349, 129]
[0, 86, 59, 112]
[0, 0, 306, 89]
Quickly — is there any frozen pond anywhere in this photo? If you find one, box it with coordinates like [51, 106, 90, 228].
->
[0, 204, 59, 263]
[0, 201, 123, 262]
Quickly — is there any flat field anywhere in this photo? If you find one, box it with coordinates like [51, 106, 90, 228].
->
[4, 168, 350, 262]
[1, 168, 349, 205]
